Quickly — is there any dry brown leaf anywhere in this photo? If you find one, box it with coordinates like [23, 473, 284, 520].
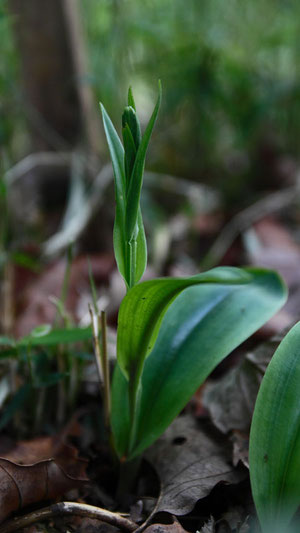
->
[146, 415, 244, 517]
[0, 432, 88, 524]
[143, 518, 189, 533]
[202, 333, 283, 435]
[198, 517, 216, 532]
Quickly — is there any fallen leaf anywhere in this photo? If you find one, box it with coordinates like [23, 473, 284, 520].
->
[231, 431, 249, 469]
[143, 518, 189, 533]
[198, 517, 216, 532]
[221, 508, 250, 532]
[146, 415, 244, 517]
[0, 431, 88, 524]
[202, 333, 284, 434]
[68, 516, 120, 533]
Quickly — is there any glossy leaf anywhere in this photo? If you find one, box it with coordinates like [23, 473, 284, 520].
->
[117, 267, 252, 381]
[125, 81, 162, 241]
[249, 322, 300, 532]
[111, 268, 286, 459]
[100, 103, 126, 281]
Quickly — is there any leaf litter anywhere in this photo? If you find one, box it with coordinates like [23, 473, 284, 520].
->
[145, 415, 245, 517]
[0, 422, 88, 523]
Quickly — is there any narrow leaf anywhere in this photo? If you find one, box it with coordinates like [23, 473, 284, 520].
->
[122, 123, 137, 186]
[111, 268, 286, 459]
[18, 326, 92, 347]
[125, 81, 162, 241]
[122, 106, 141, 151]
[100, 103, 127, 280]
[249, 321, 300, 532]
[128, 86, 136, 110]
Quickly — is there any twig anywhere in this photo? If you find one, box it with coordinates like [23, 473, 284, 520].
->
[0, 501, 138, 533]
[201, 177, 300, 269]
[4, 152, 72, 186]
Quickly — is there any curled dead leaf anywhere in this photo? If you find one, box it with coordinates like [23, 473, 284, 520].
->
[0, 433, 88, 524]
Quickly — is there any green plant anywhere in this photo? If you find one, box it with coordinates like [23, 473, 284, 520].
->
[249, 321, 300, 533]
[0, 323, 93, 432]
[100, 84, 287, 461]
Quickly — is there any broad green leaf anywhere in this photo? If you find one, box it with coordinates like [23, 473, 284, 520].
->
[100, 103, 126, 280]
[111, 268, 286, 459]
[249, 322, 300, 532]
[125, 81, 162, 241]
[117, 267, 252, 381]
[18, 326, 92, 347]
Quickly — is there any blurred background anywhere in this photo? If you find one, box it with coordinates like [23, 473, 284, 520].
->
[1, 0, 300, 336]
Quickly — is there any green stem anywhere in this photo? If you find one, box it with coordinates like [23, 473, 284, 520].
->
[125, 240, 136, 290]
[127, 374, 141, 458]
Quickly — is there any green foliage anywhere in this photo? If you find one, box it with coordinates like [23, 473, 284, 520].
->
[249, 322, 300, 532]
[0, 324, 93, 431]
[111, 267, 286, 459]
[100, 86, 288, 462]
[100, 83, 161, 288]
[0, 325, 92, 350]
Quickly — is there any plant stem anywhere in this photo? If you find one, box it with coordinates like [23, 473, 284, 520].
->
[89, 305, 111, 432]
[56, 346, 67, 426]
[127, 376, 141, 458]
[126, 238, 137, 290]
[89, 303, 104, 383]
[101, 310, 111, 429]
[116, 457, 141, 505]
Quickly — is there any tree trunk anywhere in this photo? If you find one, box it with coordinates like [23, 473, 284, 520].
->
[9, 0, 101, 155]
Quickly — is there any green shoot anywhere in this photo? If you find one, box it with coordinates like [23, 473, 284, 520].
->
[100, 82, 161, 289]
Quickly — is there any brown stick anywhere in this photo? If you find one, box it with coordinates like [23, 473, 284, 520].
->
[0, 501, 138, 533]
